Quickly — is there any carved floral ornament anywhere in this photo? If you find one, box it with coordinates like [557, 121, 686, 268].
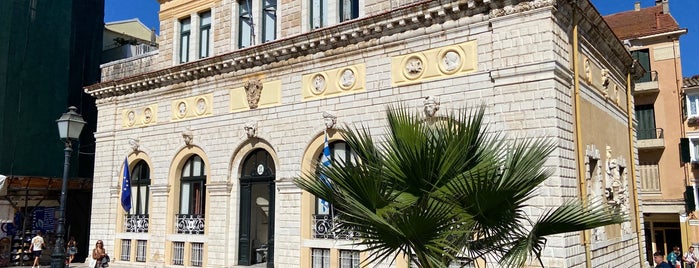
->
[244, 79, 263, 109]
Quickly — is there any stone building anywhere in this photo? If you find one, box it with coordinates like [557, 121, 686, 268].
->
[84, 0, 646, 267]
[603, 0, 689, 263]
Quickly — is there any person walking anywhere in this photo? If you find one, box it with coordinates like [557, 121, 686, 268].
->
[669, 246, 682, 268]
[91, 240, 107, 268]
[29, 231, 44, 268]
[656, 251, 675, 268]
[685, 246, 699, 268]
[66, 236, 77, 266]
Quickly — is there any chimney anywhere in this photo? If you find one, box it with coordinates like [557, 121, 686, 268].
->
[656, 0, 670, 14]
[634, 2, 640, 11]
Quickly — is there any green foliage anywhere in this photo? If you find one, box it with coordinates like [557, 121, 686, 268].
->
[295, 105, 626, 267]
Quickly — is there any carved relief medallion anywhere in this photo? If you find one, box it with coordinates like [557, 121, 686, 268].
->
[143, 107, 153, 124]
[311, 74, 327, 94]
[339, 69, 356, 89]
[177, 102, 187, 118]
[440, 50, 462, 74]
[195, 97, 207, 115]
[244, 79, 263, 109]
[127, 110, 136, 126]
[404, 56, 424, 79]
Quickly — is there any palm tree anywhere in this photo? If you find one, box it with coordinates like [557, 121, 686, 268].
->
[295, 105, 625, 267]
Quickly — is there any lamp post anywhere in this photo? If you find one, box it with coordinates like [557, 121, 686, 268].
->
[52, 106, 86, 268]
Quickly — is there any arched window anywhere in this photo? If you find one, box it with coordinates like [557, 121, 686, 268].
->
[313, 141, 356, 239]
[180, 155, 206, 216]
[131, 160, 150, 215]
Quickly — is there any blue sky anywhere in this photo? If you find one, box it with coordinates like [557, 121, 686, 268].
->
[104, 0, 698, 77]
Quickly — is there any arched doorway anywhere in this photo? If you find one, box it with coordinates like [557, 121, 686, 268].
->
[238, 149, 275, 267]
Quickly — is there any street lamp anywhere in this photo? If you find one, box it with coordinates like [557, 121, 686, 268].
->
[52, 106, 86, 268]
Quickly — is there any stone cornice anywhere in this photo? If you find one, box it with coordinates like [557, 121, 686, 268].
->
[85, 0, 563, 100]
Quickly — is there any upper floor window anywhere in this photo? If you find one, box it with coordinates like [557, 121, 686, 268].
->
[239, 0, 253, 48]
[180, 155, 206, 215]
[339, 0, 359, 22]
[310, 0, 327, 29]
[199, 11, 211, 58]
[262, 0, 277, 43]
[632, 49, 651, 83]
[687, 94, 699, 118]
[179, 18, 191, 63]
[131, 160, 151, 215]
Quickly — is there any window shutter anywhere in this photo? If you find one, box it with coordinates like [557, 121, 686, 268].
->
[681, 138, 691, 163]
[682, 93, 688, 119]
[686, 186, 696, 212]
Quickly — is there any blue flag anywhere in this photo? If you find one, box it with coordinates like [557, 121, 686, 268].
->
[320, 131, 332, 187]
[121, 158, 132, 212]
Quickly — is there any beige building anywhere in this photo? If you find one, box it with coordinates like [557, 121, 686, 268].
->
[603, 0, 690, 263]
[85, 0, 647, 267]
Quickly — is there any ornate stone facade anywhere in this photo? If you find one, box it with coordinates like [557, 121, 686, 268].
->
[85, 0, 644, 267]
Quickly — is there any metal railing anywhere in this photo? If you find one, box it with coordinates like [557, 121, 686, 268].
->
[312, 214, 359, 240]
[637, 128, 663, 140]
[124, 214, 149, 233]
[175, 214, 205, 234]
[637, 70, 658, 83]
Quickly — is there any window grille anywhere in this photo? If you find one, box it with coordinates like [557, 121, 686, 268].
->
[191, 242, 204, 267]
[173, 242, 185, 265]
[120, 239, 131, 261]
[339, 250, 360, 268]
[136, 240, 147, 262]
[312, 248, 330, 268]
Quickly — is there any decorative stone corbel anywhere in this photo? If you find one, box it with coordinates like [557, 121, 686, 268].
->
[423, 96, 440, 117]
[244, 121, 258, 138]
[182, 128, 194, 145]
[128, 138, 140, 152]
[322, 111, 337, 129]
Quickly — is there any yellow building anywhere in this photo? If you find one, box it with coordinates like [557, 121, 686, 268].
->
[604, 0, 689, 264]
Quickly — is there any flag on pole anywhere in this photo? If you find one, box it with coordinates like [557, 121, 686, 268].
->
[318, 131, 332, 214]
[121, 158, 132, 212]
[320, 131, 332, 187]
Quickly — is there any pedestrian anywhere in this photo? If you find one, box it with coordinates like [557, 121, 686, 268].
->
[685, 246, 699, 268]
[66, 236, 77, 266]
[669, 246, 682, 268]
[656, 251, 674, 268]
[91, 240, 108, 268]
[29, 231, 44, 268]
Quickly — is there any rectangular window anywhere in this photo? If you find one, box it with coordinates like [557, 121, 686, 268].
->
[179, 18, 191, 63]
[631, 49, 651, 83]
[312, 248, 330, 268]
[120, 239, 131, 261]
[310, 0, 327, 29]
[239, 0, 253, 48]
[262, 0, 277, 43]
[173, 242, 185, 265]
[136, 240, 147, 262]
[191, 242, 204, 266]
[690, 138, 699, 162]
[339, 250, 360, 268]
[339, 0, 359, 22]
[635, 104, 656, 140]
[688, 94, 699, 118]
[199, 11, 212, 58]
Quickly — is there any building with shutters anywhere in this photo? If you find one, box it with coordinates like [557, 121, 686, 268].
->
[85, 0, 648, 267]
[603, 0, 691, 264]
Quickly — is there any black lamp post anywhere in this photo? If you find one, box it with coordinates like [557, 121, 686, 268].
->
[52, 106, 86, 268]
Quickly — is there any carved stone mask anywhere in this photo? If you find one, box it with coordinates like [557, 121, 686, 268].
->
[244, 122, 257, 138]
[322, 111, 337, 129]
[423, 96, 440, 117]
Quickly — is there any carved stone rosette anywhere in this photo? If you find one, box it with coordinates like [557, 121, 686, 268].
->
[244, 79, 263, 109]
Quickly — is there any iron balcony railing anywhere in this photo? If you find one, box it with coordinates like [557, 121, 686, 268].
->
[312, 214, 359, 240]
[124, 214, 149, 233]
[637, 128, 663, 140]
[176, 214, 205, 234]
